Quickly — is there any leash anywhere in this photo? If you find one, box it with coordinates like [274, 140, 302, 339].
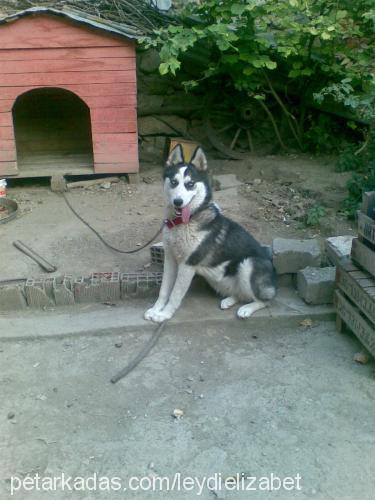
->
[110, 321, 167, 383]
[60, 191, 169, 382]
[61, 191, 164, 254]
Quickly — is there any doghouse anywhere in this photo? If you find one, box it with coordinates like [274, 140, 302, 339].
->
[0, 7, 139, 179]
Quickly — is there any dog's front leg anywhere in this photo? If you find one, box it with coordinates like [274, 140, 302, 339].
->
[144, 248, 177, 321]
[146, 264, 195, 323]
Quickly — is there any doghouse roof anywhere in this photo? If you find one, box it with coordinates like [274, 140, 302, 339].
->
[0, 6, 142, 40]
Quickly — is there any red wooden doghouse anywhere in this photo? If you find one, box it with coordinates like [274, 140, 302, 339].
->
[0, 7, 139, 178]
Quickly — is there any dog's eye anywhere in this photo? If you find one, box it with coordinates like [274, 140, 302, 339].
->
[186, 181, 195, 189]
[170, 179, 178, 187]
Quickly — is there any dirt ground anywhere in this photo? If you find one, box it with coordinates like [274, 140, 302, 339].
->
[1, 153, 355, 281]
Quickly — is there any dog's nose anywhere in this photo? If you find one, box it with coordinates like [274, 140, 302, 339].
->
[173, 198, 183, 207]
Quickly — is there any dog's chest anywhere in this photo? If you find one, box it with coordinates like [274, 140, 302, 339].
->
[164, 223, 206, 263]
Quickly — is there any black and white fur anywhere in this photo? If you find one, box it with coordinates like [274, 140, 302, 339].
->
[144, 145, 277, 323]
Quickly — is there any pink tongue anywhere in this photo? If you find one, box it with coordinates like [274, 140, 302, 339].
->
[181, 206, 191, 223]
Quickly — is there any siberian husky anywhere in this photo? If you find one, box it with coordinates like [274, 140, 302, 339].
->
[144, 144, 277, 323]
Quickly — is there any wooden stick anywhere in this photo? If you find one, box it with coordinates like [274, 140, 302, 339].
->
[13, 240, 57, 273]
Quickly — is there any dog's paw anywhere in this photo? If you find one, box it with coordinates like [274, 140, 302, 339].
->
[220, 296, 237, 310]
[237, 301, 266, 319]
[144, 308, 172, 323]
[237, 305, 253, 319]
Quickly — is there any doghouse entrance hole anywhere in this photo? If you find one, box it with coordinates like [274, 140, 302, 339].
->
[12, 88, 94, 174]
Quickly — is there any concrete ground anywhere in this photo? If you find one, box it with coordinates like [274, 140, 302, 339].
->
[1, 291, 374, 500]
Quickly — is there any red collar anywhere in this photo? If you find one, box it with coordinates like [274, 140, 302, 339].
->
[165, 215, 186, 229]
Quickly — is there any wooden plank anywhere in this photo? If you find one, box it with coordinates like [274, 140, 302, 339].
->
[0, 70, 136, 86]
[92, 122, 137, 134]
[0, 15, 132, 49]
[85, 95, 137, 109]
[0, 161, 18, 176]
[358, 211, 375, 246]
[92, 133, 138, 146]
[335, 290, 375, 356]
[0, 127, 15, 140]
[0, 46, 134, 61]
[94, 161, 138, 174]
[0, 100, 12, 112]
[0, 57, 136, 74]
[0, 151, 16, 162]
[362, 191, 375, 219]
[351, 238, 375, 277]
[91, 108, 137, 123]
[0, 83, 136, 100]
[0, 113, 12, 127]
[336, 265, 375, 324]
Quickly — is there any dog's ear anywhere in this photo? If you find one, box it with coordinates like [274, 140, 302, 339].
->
[190, 146, 207, 171]
[166, 144, 185, 167]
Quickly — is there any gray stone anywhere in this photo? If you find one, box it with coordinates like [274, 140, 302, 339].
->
[213, 174, 243, 191]
[0, 285, 27, 311]
[50, 175, 66, 193]
[138, 116, 188, 136]
[277, 274, 294, 288]
[297, 266, 336, 305]
[138, 49, 161, 74]
[273, 238, 322, 274]
[326, 235, 354, 266]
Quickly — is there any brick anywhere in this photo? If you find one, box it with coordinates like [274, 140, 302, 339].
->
[0, 285, 27, 311]
[91, 272, 121, 303]
[53, 276, 75, 306]
[150, 241, 164, 266]
[25, 278, 55, 308]
[297, 266, 336, 305]
[121, 272, 162, 299]
[272, 238, 322, 274]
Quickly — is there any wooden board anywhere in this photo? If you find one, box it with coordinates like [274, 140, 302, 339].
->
[357, 211, 375, 246]
[0, 83, 136, 101]
[0, 46, 134, 61]
[0, 57, 135, 74]
[351, 238, 375, 277]
[336, 264, 375, 324]
[0, 15, 132, 49]
[335, 290, 375, 356]
[0, 70, 136, 87]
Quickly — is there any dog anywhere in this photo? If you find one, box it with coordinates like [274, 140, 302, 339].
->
[144, 144, 277, 323]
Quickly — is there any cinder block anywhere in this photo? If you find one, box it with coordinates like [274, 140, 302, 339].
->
[272, 238, 322, 274]
[261, 244, 272, 260]
[53, 275, 75, 306]
[325, 235, 354, 266]
[0, 285, 27, 311]
[25, 278, 55, 308]
[297, 266, 336, 305]
[121, 272, 163, 299]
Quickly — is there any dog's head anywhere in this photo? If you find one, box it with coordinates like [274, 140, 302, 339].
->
[163, 144, 211, 218]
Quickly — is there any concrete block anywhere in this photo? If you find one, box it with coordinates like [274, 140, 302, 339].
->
[0, 285, 27, 311]
[261, 244, 272, 260]
[297, 266, 336, 305]
[25, 279, 55, 308]
[326, 235, 354, 266]
[53, 276, 75, 306]
[121, 272, 162, 299]
[273, 238, 322, 274]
